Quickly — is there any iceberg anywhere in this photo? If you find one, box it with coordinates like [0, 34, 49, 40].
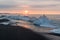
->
[4, 15, 31, 21]
[50, 28, 60, 34]
[0, 22, 9, 25]
[40, 24, 57, 28]
[33, 15, 57, 28]
[19, 16, 30, 21]
[0, 18, 10, 25]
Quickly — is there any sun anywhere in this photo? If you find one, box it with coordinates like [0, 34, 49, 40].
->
[22, 10, 29, 16]
[24, 10, 29, 14]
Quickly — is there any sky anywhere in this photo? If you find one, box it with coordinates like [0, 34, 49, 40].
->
[0, 0, 60, 14]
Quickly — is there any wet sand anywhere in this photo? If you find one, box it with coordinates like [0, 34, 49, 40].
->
[2, 22, 60, 40]
[0, 24, 49, 40]
[15, 20, 54, 33]
[40, 33, 60, 40]
[0, 24, 60, 40]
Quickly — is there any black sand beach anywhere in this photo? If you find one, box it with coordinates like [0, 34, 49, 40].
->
[0, 24, 49, 40]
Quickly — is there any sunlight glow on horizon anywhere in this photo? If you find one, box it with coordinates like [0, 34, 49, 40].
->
[22, 10, 29, 16]
[0, 10, 60, 15]
[24, 10, 29, 14]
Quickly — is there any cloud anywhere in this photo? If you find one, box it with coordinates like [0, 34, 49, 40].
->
[28, 0, 60, 1]
[26, 0, 60, 10]
[0, 0, 60, 11]
[0, 0, 18, 10]
[0, 5, 16, 9]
